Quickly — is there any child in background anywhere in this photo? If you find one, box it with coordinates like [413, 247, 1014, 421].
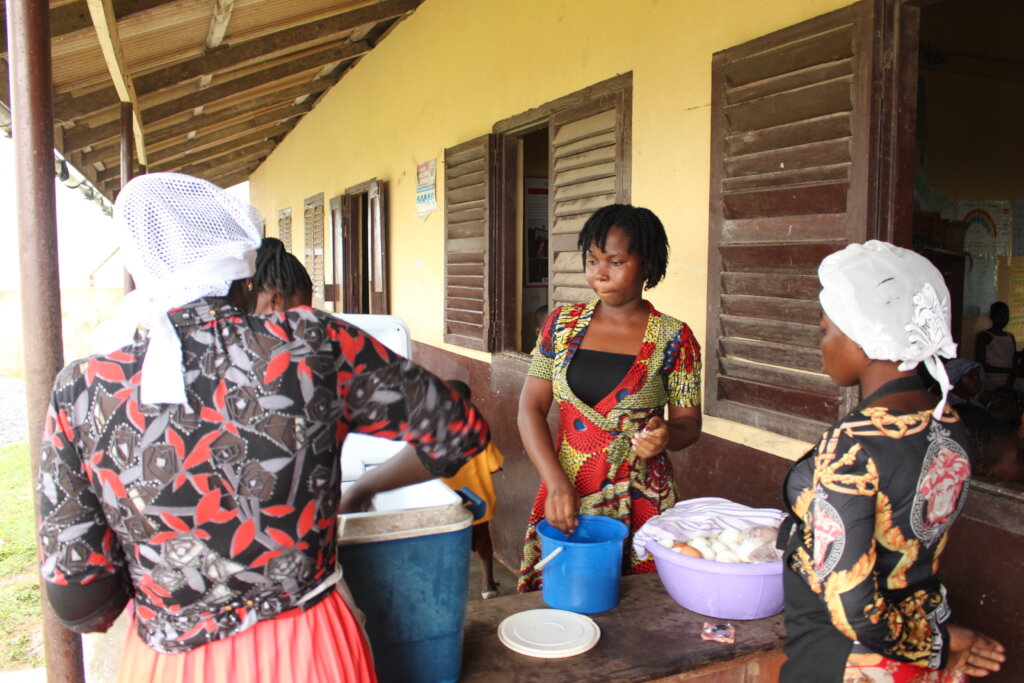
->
[976, 301, 1020, 396]
[440, 380, 505, 599]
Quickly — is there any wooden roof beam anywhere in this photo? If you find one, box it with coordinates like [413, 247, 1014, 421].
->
[99, 144, 268, 195]
[53, 0, 418, 120]
[85, 0, 147, 165]
[59, 39, 366, 126]
[96, 120, 292, 182]
[0, 0, 179, 55]
[65, 79, 325, 153]
[177, 140, 275, 177]
[206, 168, 255, 190]
[205, 0, 234, 50]
[138, 44, 362, 126]
[81, 100, 309, 168]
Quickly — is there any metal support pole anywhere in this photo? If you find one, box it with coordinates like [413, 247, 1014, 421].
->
[5, 0, 87, 681]
[120, 102, 135, 292]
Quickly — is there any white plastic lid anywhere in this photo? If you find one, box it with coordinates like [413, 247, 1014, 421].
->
[498, 609, 601, 658]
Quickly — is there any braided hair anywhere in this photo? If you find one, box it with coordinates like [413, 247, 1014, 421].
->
[253, 237, 313, 304]
[577, 204, 669, 290]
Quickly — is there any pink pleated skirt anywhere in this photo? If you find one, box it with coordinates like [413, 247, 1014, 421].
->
[117, 591, 376, 683]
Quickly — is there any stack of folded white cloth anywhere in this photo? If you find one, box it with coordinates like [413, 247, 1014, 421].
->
[633, 496, 786, 560]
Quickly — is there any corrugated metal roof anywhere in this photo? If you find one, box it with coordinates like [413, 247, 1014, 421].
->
[1, 0, 423, 197]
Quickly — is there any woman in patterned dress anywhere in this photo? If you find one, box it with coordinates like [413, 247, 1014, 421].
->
[517, 204, 702, 592]
[37, 174, 490, 683]
[779, 241, 1005, 682]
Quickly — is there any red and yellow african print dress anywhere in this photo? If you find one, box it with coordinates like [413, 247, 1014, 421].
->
[517, 300, 700, 592]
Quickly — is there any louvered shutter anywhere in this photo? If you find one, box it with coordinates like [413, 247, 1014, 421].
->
[548, 88, 631, 311]
[706, 1, 882, 442]
[444, 135, 498, 350]
[278, 208, 292, 251]
[303, 193, 325, 303]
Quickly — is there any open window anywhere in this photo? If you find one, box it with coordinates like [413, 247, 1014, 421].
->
[704, 0, 902, 442]
[442, 74, 632, 353]
[328, 179, 388, 314]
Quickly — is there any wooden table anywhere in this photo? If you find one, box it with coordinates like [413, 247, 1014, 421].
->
[460, 573, 787, 682]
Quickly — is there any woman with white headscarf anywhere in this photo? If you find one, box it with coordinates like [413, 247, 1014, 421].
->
[37, 173, 490, 682]
[779, 241, 1005, 682]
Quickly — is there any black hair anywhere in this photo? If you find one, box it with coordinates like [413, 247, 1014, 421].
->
[576, 204, 669, 290]
[990, 301, 1009, 317]
[446, 379, 472, 401]
[253, 237, 313, 301]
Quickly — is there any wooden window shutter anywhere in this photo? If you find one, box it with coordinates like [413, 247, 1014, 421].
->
[278, 208, 292, 251]
[303, 193, 325, 302]
[366, 180, 388, 314]
[444, 135, 498, 351]
[705, 0, 884, 442]
[548, 86, 631, 311]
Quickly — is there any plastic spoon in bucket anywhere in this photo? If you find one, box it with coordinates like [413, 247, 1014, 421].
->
[533, 546, 564, 571]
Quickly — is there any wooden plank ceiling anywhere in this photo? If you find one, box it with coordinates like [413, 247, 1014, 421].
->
[0, 0, 423, 198]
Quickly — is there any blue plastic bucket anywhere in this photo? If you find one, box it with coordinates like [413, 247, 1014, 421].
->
[339, 481, 473, 683]
[537, 514, 629, 614]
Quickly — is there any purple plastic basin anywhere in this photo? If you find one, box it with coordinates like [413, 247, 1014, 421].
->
[646, 540, 784, 620]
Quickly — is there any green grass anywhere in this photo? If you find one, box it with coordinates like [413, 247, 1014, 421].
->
[0, 441, 43, 671]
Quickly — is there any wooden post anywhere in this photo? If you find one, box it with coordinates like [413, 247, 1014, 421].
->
[5, 0, 87, 680]
[121, 101, 136, 292]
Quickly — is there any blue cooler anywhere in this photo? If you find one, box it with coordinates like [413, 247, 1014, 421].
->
[339, 479, 473, 683]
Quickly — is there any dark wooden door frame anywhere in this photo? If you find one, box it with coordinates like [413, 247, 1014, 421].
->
[870, 0, 923, 248]
[334, 178, 388, 314]
[491, 72, 633, 354]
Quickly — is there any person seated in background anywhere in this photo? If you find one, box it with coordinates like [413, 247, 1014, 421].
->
[975, 301, 1020, 397]
[944, 358, 986, 409]
[439, 380, 505, 599]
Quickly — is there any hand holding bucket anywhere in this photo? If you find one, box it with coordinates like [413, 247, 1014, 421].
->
[536, 515, 629, 614]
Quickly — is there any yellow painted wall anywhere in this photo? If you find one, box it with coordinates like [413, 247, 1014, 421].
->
[249, 0, 857, 459]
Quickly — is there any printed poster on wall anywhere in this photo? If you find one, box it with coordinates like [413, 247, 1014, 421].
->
[960, 200, 1012, 259]
[1014, 200, 1024, 258]
[1007, 260, 1024, 340]
[963, 257, 996, 317]
[416, 159, 438, 220]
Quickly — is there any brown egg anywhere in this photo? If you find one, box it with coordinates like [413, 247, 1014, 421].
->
[672, 542, 703, 558]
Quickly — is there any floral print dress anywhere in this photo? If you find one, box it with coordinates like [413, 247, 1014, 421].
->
[38, 298, 489, 654]
[517, 299, 701, 592]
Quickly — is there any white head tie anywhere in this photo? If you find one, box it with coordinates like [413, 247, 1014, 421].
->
[818, 240, 957, 419]
[90, 173, 262, 405]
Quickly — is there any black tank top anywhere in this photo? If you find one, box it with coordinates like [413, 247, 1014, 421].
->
[566, 349, 635, 407]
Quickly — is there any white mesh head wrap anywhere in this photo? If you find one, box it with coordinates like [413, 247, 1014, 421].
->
[91, 173, 263, 405]
[818, 240, 957, 419]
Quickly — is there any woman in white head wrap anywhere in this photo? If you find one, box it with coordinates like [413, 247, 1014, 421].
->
[37, 174, 490, 683]
[779, 241, 1005, 682]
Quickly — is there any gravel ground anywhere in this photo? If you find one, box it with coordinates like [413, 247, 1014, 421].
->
[0, 378, 27, 446]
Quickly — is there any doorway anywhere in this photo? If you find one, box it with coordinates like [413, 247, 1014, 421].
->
[908, 0, 1021, 357]
[329, 179, 388, 314]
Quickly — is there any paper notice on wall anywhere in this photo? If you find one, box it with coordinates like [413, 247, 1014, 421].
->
[1007, 260, 1024, 340]
[416, 159, 438, 220]
[961, 200, 1012, 259]
[1014, 200, 1024, 258]
[963, 257, 996, 317]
